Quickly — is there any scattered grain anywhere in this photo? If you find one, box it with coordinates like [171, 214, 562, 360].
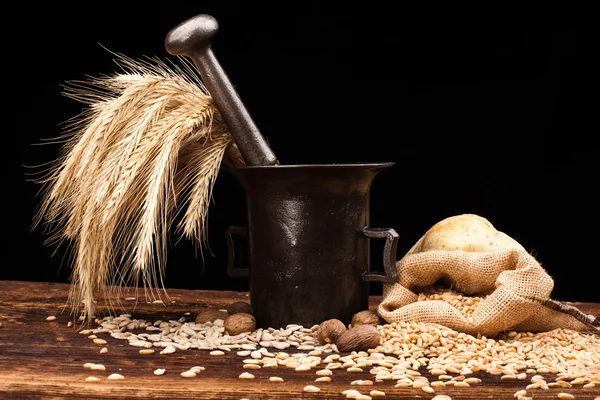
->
[85, 376, 100, 382]
[303, 385, 320, 393]
[154, 368, 166, 375]
[239, 372, 254, 380]
[107, 373, 124, 380]
[46, 316, 56, 321]
[557, 394, 575, 400]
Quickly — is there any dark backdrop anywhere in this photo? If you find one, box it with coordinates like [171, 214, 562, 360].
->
[9, 3, 597, 302]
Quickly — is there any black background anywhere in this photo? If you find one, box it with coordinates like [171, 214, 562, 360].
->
[8, 3, 597, 302]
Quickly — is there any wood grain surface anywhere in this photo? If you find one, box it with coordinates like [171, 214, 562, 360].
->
[0, 280, 598, 399]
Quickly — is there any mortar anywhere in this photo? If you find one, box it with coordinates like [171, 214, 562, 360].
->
[166, 15, 400, 328]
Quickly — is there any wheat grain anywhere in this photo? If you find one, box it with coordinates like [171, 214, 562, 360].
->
[303, 385, 320, 392]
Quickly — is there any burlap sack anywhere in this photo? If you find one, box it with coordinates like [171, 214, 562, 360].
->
[378, 214, 599, 337]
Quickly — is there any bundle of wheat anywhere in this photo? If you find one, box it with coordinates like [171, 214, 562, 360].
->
[32, 50, 244, 319]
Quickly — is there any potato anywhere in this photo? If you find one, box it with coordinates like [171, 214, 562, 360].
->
[417, 214, 524, 253]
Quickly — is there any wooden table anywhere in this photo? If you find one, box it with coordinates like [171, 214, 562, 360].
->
[0, 280, 598, 399]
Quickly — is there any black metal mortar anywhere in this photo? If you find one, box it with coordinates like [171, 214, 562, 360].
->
[166, 15, 399, 328]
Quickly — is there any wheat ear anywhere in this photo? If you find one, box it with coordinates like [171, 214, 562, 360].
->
[32, 50, 243, 318]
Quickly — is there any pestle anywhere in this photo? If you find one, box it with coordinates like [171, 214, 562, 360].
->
[165, 14, 278, 167]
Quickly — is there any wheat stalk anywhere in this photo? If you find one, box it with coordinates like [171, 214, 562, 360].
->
[32, 50, 244, 318]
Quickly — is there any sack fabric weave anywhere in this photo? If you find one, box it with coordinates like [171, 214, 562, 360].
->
[378, 214, 599, 337]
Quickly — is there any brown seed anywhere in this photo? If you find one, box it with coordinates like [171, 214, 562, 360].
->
[351, 310, 381, 327]
[226, 301, 252, 315]
[194, 307, 228, 324]
[317, 319, 347, 344]
[336, 325, 381, 352]
[223, 313, 256, 336]
[557, 394, 575, 400]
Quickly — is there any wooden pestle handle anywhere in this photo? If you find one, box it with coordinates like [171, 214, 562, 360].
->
[165, 14, 278, 166]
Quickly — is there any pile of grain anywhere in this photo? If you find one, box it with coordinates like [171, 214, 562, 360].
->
[80, 310, 599, 399]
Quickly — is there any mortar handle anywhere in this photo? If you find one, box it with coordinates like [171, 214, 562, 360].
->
[225, 225, 250, 278]
[165, 14, 278, 166]
[362, 227, 399, 283]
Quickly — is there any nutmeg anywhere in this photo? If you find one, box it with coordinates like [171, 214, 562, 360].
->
[223, 312, 256, 335]
[335, 324, 381, 352]
[195, 307, 229, 324]
[226, 301, 253, 315]
[350, 309, 381, 328]
[317, 319, 347, 344]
